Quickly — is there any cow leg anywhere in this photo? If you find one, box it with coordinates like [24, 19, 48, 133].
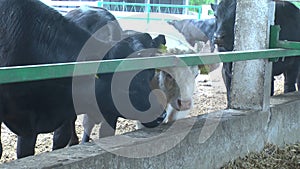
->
[82, 114, 96, 143]
[210, 41, 215, 53]
[0, 123, 2, 158]
[283, 68, 298, 93]
[222, 62, 233, 107]
[99, 115, 117, 138]
[297, 71, 300, 91]
[68, 116, 79, 146]
[271, 77, 275, 96]
[52, 119, 73, 150]
[17, 134, 37, 158]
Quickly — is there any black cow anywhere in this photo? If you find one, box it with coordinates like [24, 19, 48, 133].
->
[212, 0, 300, 106]
[0, 0, 165, 159]
[0, 0, 112, 158]
[66, 7, 167, 142]
[167, 18, 216, 52]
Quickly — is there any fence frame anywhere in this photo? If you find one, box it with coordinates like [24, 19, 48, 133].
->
[0, 25, 299, 84]
[45, 0, 205, 20]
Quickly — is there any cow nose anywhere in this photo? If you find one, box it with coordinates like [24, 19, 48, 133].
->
[177, 99, 192, 111]
[213, 33, 224, 45]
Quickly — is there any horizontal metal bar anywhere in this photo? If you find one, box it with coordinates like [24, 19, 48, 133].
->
[97, 1, 202, 9]
[179, 48, 300, 65]
[0, 48, 300, 84]
[48, 1, 201, 9]
[269, 25, 300, 50]
[275, 40, 300, 50]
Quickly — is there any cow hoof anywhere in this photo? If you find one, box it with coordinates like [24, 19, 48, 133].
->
[69, 137, 79, 146]
[82, 132, 91, 143]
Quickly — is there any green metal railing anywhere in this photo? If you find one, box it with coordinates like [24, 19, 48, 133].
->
[0, 25, 300, 84]
[99, 2, 202, 23]
[269, 25, 300, 50]
[50, 1, 204, 22]
[50, 1, 202, 15]
[97, 2, 202, 14]
[97, 1, 202, 20]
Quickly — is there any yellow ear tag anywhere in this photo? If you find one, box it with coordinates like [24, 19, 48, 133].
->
[159, 44, 167, 53]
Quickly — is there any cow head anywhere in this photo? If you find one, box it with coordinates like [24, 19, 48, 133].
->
[167, 20, 186, 32]
[158, 66, 198, 111]
[168, 20, 197, 46]
[211, 0, 236, 52]
[122, 33, 167, 126]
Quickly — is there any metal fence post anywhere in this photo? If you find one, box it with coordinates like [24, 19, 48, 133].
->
[146, 3, 150, 24]
[97, 0, 103, 8]
[197, 6, 202, 20]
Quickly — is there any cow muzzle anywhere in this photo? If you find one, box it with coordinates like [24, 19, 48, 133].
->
[213, 33, 225, 46]
[173, 99, 192, 111]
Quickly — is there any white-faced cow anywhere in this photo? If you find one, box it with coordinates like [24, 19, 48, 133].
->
[168, 18, 216, 52]
[212, 0, 300, 106]
[0, 0, 165, 159]
[135, 64, 199, 129]
[152, 66, 199, 123]
[81, 33, 168, 141]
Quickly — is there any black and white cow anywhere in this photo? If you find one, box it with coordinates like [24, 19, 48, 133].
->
[168, 18, 216, 52]
[66, 7, 168, 141]
[0, 0, 164, 159]
[212, 0, 300, 105]
[79, 33, 167, 141]
[66, 7, 200, 140]
[123, 30, 200, 129]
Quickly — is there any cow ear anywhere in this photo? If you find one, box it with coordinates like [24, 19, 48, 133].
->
[211, 3, 217, 11]
[167, 20, 175, 25]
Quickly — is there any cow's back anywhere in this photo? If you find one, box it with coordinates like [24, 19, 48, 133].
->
[65, 6, 122, 42]
[273, 2, 300, 75]
[193, 18, 216, 42]
[0, 0, 91, 66]
[275, 1, 300, 42]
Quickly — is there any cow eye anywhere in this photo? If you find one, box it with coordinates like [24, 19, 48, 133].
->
[166, 74, 172, 80]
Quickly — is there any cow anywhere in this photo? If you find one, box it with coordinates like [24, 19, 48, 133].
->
[135, 61, 200, 129]
[78, 33, 168, 141]
[124, 34, 200, 129]
[0, 0, 165, 159]
[66, 7, 168, 142]
[0, 0, 104, 158]
[212, 0, 300, 106]
[167, 18, 216, 52]
[150, 65, 199, 124]
[66, 7, 201, 140]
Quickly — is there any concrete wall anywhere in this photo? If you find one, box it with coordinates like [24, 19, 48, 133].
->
[2, 92, 299, 169]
